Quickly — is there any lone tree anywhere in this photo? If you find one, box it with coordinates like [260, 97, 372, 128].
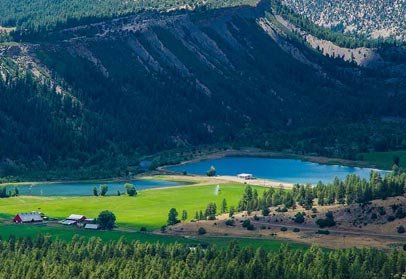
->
[206, 166, 216, 177]
[100, 185, 108, 196]
[221, 198, 228, 213]
[97, 210, 116, 230]
[167, 208, 180, 225]
[181, 210, 188, 221]
[93, 186, 99, 196]
[125, 183, 137, 196]
[205, 202, 217, 220]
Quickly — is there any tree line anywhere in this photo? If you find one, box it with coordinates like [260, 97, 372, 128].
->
[238, 171, 406, 214]
[0, 236, 404, 278]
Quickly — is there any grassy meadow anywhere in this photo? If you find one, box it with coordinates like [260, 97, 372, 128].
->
[0, 183, 265, 229]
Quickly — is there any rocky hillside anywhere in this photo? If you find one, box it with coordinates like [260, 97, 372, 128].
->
[282, 0, 406, 41]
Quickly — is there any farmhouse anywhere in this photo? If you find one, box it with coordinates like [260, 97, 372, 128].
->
[13, 212, 43, 223]
[237, 173, 254, 180]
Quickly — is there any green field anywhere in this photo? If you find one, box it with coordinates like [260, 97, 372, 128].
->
[0, 183, 264, 229]
[360, 151, 406, 169]
[0, 223, 307, 251]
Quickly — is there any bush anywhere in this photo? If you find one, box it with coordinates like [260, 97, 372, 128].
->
[206, 166, 216, 177]
[317, 230, 330, 235]
[316, 211, 336, 228]
[225, 219, 235, 226]
[242, 219, 251, 228]
[253, 215, 260, 221]
[293, 228, 300, 233]
[280, 227, 288, 232]
[198, 227, 207, 235]
[371, 213, 377, 220]
[246, 224, 255, 230]
[262, 207, 270, 216]
[397, 225, 405, 234]
[140, 227, 147, 232]
[387, 215, 396, 222]
[294, 212, 305, 224]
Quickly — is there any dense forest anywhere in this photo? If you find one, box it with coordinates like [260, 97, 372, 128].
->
[0, 236, 404, 278]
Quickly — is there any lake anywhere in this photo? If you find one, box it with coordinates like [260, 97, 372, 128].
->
[165, 156, 385, 184]
[16, 179, 183, 196]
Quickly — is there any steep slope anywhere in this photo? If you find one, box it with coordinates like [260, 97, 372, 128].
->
[1, 1, 406, 177]
[282, 0, 406, 41]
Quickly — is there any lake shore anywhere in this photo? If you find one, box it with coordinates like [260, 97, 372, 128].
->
[158, 148, 379, 172]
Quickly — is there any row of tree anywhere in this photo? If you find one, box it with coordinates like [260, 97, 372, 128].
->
[0, 236, 404, 278]
[92, 183, 137, 197]
[0, 186, 19, 198]
[238, 171, 406, 213]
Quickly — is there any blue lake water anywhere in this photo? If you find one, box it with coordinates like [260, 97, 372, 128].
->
[16, 179, 183, 196]
[165, 156, 385, 184]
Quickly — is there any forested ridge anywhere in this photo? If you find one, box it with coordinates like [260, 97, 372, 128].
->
[0, 236, 404, 279]
[0, 1, 406, 179]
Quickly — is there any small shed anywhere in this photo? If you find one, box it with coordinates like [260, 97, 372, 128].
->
[13, 212, 43, 224]
[84, 224, 100, 230]
[59, 220, 77, 225]
[237, 173, 254, 180]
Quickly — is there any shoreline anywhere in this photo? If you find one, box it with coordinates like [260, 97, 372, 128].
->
[158, 149, 380, 171]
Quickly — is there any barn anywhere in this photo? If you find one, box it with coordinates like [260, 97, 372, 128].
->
[66, 214, 86, 222]
[13, 212, 43, 224]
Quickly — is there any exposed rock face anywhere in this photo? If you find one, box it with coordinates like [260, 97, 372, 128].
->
[282, 0, 406, 41]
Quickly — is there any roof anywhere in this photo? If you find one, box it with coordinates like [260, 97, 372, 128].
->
[237, 173, 253, 177]
[84, 218, 94, 222]
[67, 214, 86, 220]
[84, 224, 100, 230]
[59, 220, 77, 225]
[16, 212, 43, 222]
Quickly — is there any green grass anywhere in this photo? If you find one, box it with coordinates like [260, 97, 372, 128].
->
[0, 183, 264, 229]
[360, 151, 406, 169]
[0, 223, 307, 251]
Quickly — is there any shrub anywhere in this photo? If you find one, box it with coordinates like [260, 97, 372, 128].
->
[371, 213, 377, 220]
[198, 227, 207, 235]
[317, 230, 330, 235]
[262, 207, 270, 216]
[225, 219, 235, 226]
[280, 227, 288, 232]
[253, 215, 260, 221]
[294, 212, 305, 224]
[140, 227, 147, 232]
[242, 219, 251, 228]
[387, 215, 396, 222]
[293, 228, 300, 233]
[246, 224, 255, 230]
[316, 211, 336, 228]
[397, 225, 405, 234]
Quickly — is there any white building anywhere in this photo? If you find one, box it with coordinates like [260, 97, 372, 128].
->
[237, 173, 254, 180]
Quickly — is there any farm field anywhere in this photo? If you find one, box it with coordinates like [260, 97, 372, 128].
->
[0, 183, 266, 229]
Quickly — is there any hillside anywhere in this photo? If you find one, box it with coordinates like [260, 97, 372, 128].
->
[1, 0, 406, 178]
[282, 0, 406, 41]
